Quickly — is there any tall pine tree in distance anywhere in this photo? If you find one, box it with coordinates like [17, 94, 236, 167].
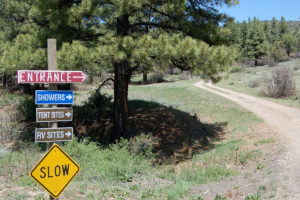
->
[246, 18, 269, 66]
[279, 16, 290, 38]
[240, 20, 249, 60]
[270, 17, 279, 43]
[263, 21, 271, 43]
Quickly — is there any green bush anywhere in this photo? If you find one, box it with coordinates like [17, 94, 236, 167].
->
[73, 104, 94, 120]
[18, 98, 36, 121]
[73, 91, 112, 120]
[230, 66, 242, 73]
[147, 73, 165, 84]
[87, 91, 112, 110]
[127, 133, 155, 159]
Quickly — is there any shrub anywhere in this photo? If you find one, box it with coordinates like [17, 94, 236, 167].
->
[147, 73, 165, 84]
[268, 60, 277, 67]
[179, 74, 191, 80]
[166, 67, 181, 75]
[73, 91, 112, 120]
[128, 133, 156, 159]
[87, 91, 112, 110]
[248, 79, 261, 88]
[18, 98, 36, 121]
[260, 67, 296, 98]
[230, 66, 242, 73]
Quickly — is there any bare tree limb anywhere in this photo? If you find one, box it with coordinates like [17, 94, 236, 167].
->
[95, 78, 114, 93]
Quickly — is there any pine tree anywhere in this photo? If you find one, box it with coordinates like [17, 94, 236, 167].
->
[270, 41, 285, 63]
[225, 20, 242, 45]
[279, 16, 290, 38]
[295, 31, 300, 52]
[281, 33, 297, 56]
[246, 18, 269, 66]
[0, 0, 238, 139]
[270, 17, 279, 43]
[0, 0, 46, 87]
[263, 21, 271, 43]
[240, 20, 249, 60]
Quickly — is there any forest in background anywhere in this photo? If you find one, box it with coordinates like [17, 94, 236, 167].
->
[224, 17, 300, 65]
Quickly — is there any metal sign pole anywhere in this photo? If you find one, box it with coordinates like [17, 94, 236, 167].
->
[47, 39, 57, 200]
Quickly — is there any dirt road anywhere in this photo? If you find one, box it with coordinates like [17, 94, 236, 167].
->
[194, 81, 300, 199]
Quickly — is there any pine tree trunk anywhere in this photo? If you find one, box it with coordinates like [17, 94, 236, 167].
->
[143, 71, 148, 83]
[89, 75, 94, 84]
[112, 14, 131, 141]
[113, 61, 131, 141]
[2, 75, 6, 88]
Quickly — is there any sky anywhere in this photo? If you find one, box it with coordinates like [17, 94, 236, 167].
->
[218, 0, 300, 22]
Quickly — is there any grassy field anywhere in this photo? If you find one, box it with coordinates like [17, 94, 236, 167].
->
[0, 80, 278, 199]
[217, 59, 300, 109]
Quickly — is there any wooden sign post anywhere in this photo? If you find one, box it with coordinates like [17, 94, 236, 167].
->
[20, 39, 84, 199]
[48, 39, 57, 200]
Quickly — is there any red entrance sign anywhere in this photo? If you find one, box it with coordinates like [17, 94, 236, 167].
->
[17, 70, 88, 83]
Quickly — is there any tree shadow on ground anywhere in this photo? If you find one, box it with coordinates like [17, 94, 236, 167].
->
[14, 90, 227, 164]
[73, 95, 227, 164]
[128, 100, 227, 164]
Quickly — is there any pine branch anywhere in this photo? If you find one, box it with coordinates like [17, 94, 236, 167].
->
[132, 22, 180, 31]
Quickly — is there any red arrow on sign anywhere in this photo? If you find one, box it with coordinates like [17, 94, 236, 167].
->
[17, 70, 88, 83]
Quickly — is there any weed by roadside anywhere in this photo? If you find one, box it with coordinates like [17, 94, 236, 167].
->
[254, 138, 276, 146]
[245, 193, 262, 200]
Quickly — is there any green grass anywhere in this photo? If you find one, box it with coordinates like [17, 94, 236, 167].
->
[6, 191, 29, 200]
[34, 193, 46, 200]
[166, 181, 191, 200]
[63, 138, 154, 183]
[0, 80, 266, 199]
[254, 138, 276, 146]
[128, 80, 263, 131]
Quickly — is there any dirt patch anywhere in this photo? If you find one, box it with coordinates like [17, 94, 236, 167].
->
[190, 122, 285, 200]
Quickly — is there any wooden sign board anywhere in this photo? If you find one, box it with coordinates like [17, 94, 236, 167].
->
[17, 70, 88, 84]
[36, 107, 73, 122]
[35, 127, 73, 143]
[30, 144, 80, 199]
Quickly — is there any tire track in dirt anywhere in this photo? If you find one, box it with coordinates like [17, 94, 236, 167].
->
[194, 81, 300, 199]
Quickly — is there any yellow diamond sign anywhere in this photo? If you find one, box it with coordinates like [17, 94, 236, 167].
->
[30, 144, 80, 199]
